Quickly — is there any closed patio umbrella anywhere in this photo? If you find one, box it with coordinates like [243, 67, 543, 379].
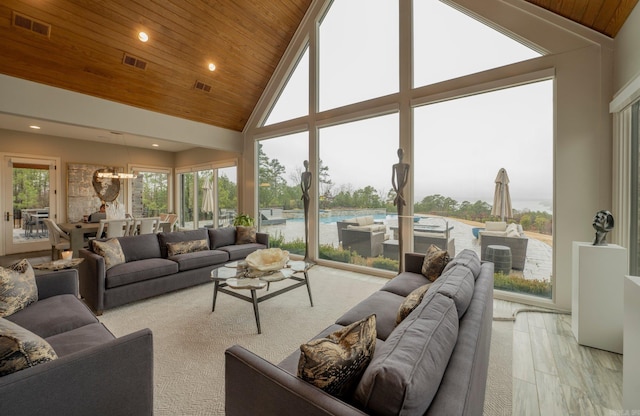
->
[201, 176, 215, 214]
[491, 168, 512, 221]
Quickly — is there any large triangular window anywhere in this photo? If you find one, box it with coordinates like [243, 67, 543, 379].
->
[413, 1, 541, 88]
[263, 46, 309, 126]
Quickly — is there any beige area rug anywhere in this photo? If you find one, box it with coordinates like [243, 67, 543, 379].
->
[483, 321, 514, 416]
[99, 267, 515, 415]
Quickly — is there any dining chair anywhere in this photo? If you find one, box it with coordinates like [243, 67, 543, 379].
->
[42, 219, 71, 260]
[96, 219, 133, 239]
[135, 217, 161, 235]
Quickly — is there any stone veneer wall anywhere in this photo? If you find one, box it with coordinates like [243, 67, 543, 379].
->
[67, 163, 124, 223]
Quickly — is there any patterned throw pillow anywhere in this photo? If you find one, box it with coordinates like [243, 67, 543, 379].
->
[0, 259, 38, 318]
[166, 239, 209, 256]
[92, 239, 126, 270]
[298, 314, 377, 398]
[421, 244, 450, 282]
[236, 226, 257, 244]
[396, 283, 432, 325]
[0, 317, 57, 376]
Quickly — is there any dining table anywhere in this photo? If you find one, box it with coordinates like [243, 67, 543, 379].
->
[58, 220, 173, 257]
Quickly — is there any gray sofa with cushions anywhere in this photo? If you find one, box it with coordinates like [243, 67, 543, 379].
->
[225, 249, 494, 415]
[0, 268, 153, 415]
[79, 227, 268, 314]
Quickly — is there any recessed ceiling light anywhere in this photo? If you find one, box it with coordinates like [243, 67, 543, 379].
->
[152, 143, 159, 147]
[138, 31, 149, 42]
[29, 125, 41, 129]
[208, 63, 216, 72]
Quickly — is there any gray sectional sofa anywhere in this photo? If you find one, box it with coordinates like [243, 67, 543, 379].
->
[79, 227, 268, 314]
[225, 249, 494, 415]
[0, 268, 153, 416]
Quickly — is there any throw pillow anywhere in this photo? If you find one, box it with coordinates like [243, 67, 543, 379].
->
[0, 259, 38, 318]
[92, 239, 126, 270]
[236, 226, 257, 244]
[298, 314, 377, 398]
[0, 317, 57, 376]
[396, 283, 432, 325]
[421, 244, 450, 282]
[166, 239, 209, 256]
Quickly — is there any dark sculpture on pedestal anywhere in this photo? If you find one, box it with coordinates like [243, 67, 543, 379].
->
[301, 160, 313, 262]
[392, 148, 410, 271]
[592, 210, 614, 246]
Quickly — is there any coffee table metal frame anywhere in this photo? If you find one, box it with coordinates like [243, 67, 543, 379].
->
[210, 261, 314, 334]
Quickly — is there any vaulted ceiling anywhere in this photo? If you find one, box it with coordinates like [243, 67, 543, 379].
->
[0, 0, 637, 135]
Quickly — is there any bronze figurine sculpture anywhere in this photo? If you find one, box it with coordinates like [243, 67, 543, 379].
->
[592, 209, 614, 246]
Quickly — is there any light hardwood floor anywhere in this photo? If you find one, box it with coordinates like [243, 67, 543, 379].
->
[1, 252, 625, 414]
[495, 299, 623, 415]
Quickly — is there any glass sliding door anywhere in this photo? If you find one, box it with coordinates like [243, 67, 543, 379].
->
[3, 155, 57, 254]
[178, 165, 237, 230]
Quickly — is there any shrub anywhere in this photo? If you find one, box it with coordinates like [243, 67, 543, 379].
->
[494, 272, 551, 298]
[319, 245, 352, 263]
[371, 256, 398, 271]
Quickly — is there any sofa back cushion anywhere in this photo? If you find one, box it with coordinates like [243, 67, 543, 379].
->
[485, 221, 507, 232]
[442, 249, 482, 279]
[117, 233, 162, 262]
[354, 292, 459, 415]
[209, 227, 237, 249]
[431, 263, 475, 318]
[158, 229, 209, 258]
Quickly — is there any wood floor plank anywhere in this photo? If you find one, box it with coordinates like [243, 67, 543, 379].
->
[535, 371, 570, 415]
[560, 384, 604, 416]
[513, 378, 540, 416]
[513, 329, 536, 384]
[527, 312, 546, 329]
[529, 324, 557, 375]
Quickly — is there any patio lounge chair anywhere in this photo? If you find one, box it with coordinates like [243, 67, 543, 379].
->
[479, 221, 528, 270]
[342, 226, 386, 257]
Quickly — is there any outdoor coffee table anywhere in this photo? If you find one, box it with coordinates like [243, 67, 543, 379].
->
[210, 260, 314, 334]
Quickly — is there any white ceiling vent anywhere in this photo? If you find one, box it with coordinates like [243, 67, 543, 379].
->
[194, 81, 212, 93]
[122, 53, 147, 70]
[12, 11, 51, 38]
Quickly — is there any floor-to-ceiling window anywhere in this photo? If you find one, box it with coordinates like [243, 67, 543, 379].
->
[248, 0, 564, 302]
[129, 166, 171, 218]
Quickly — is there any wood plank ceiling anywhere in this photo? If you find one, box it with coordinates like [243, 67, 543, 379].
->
[0, 0, 637, 134]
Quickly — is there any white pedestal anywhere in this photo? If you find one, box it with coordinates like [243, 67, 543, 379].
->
[624, 275, 640, 411]
[571, 242, 627, 353]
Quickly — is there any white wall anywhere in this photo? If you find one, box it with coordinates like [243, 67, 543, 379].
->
[614, 3, 640, 93]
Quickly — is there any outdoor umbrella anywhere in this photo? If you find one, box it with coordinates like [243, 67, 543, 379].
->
[201, 176, 215, 214]
[491, 168, 512, 221]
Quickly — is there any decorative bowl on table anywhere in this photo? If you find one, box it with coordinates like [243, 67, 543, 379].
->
[245, 248, 290, 271]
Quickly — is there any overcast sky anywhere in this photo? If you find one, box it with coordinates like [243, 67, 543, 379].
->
[259, 0, 551, 212]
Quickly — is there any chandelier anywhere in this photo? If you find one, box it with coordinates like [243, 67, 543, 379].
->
[96, 168, 138, 179]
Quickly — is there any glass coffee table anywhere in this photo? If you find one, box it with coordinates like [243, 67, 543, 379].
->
[210, 260, 314, 334]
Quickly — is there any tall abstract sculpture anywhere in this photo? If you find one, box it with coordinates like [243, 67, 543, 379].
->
[392, 148, 410, 271]
[301, 160, 313, 262]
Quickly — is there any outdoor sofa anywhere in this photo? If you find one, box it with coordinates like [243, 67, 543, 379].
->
[338, 215, 388, 257]
[79, 227, 268, 314]
[225, 248, 494, 415]
[0, 268, 153, 415]
[479, 221, 528, 270]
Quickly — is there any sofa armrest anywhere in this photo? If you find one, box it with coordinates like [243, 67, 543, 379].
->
[0, 328, 154, 416]
[78, 248, 107, 314]
[35, 269, 79, 299]
[256, 232, 269, 247]
[225, 345, 366, 416]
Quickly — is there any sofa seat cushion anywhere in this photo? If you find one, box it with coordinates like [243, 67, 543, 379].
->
[0, 317, 57, 376]
[219, 243, 267, 261]
[45, 322, 115, 357]
[442, 249, 482, 279]
[354, 293, 459, 415]
[157, 229, 209, 258]
[335, 291, 405, 341]
[105, 258, 179, 289]
[380, 272, 429, 297]
[117, 233, 162, 261]
[169, 249, 229, 272]
[431, 264, 475, 318]
[5, 294, 98, 339]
